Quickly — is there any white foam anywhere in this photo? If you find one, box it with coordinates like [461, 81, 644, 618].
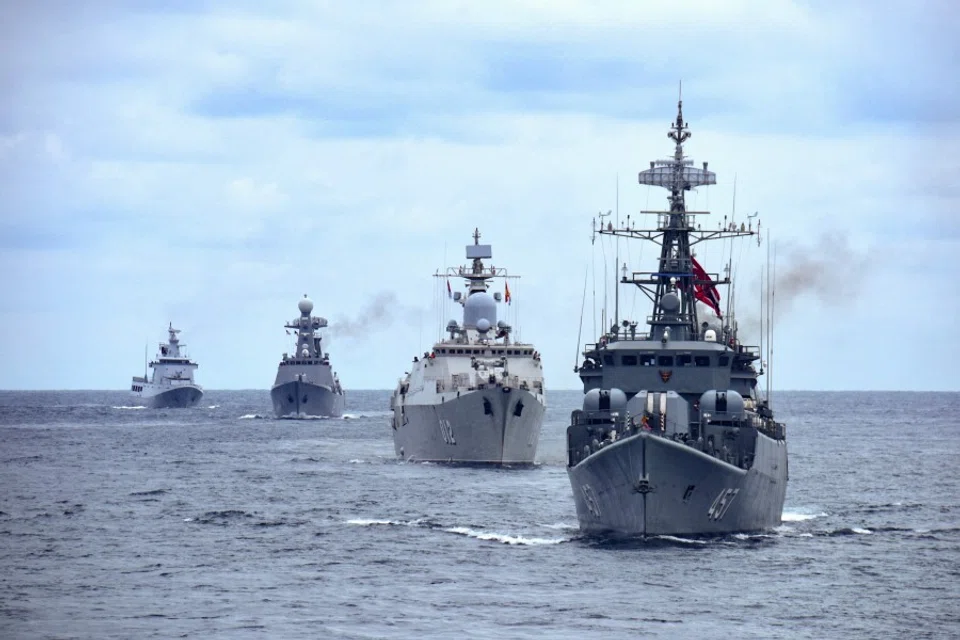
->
[183, 518, 194, 522]
[207, 405, 220, 409]
[348, 459, 367, 464]
[656, 534, 707, 545]
[348, 518, 401, 526]
[238, 414, 265, 420]
[112, 405, 146, 410]
[444, 526, 568, 546]
[852, 527, 873, 534]
[541, 522, 579, 531]
[346, 518, 425, 527]
[781, 511, 827, 522]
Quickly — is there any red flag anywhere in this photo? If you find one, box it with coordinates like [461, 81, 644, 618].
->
[446, 280, 452, 298]
[691, 256, 722, 318]
[505, 281, 511, 305]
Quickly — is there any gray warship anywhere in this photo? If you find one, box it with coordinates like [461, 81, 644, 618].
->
[271, 295, 345, 418]
[130, 323, 203, 408]
[566, 100, 788, 537]
[390, 229, 546, 465]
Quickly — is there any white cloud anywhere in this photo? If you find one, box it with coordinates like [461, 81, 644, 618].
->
[1, 1, 957, 391]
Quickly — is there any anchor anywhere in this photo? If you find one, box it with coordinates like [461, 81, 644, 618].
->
[634, 474, 655, 494]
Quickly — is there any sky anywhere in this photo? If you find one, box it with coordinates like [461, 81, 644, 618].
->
[1, 0, 957, 391]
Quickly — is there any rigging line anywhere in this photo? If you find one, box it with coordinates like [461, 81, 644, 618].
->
[575, 267, 588, 371]
[591, 230, 597, 340]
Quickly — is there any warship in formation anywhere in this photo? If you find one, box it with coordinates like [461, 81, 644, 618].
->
[271, 295, 345, 418]
[130, 323, 203, 408]
[390, 230, 546, 464]
[566, 100, 788, 537]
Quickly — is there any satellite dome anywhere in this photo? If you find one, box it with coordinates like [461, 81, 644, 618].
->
[463, 290, 497, 328]
[477, 318, 491, 333]
[661, 292, 680, 313]
[298, 296, 314, 315]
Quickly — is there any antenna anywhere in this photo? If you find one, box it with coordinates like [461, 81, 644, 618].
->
[614, 175, 620, 330]
[144, 342, 148, 378]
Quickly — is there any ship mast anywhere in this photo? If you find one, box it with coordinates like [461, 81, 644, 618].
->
[598, 98, 755, 341]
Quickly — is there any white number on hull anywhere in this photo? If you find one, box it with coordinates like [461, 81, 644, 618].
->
[707, 488, 740, 521]
[438, 418, 456, 445]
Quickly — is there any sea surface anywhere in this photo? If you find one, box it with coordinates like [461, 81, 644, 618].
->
[1, 389, 958, 639]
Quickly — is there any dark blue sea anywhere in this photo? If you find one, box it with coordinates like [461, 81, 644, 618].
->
[1, 390, 958, 639]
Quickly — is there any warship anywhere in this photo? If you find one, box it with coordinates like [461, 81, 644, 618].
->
[390, 229, 546, 464]
[130, 323, 203, 408]
[566, 100, 788, 537]
[271, 295, 345, 418]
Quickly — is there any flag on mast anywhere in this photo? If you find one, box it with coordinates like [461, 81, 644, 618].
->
[691, 255, 722, 317]
[446, 279, 452, 298]
[505, 281, 512, 305]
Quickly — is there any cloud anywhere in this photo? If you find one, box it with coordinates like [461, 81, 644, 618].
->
[1, 0, 957, 391]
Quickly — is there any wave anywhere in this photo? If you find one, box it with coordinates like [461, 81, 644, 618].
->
[443, 526, 569, 546]
[654, 534, 708, 545]
[346, 517, 571, 546]
[238, 414, 268, 420]
[112, 405, 146, 410]
[342, 411, 392, 420]
[346, 518, 425, 527]
[206, 405, 220, 409]
[782, 510, 828, 522]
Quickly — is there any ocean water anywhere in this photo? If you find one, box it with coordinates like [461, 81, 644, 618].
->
[1, 389, 958, 639]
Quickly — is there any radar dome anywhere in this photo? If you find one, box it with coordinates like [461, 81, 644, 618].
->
[463, 291, 497, 328]
[476, 318, 491, 333]
[660, 292, 680, 313]
[298, 296, 314, 315]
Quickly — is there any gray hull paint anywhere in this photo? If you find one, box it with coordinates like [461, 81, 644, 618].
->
[145, 386, 203, 409]
[568, 431, 788, 537]
[393, 388, 544, 465]
[271, 380, 344, 418]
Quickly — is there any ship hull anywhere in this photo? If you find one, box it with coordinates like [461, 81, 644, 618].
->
[139, 385, 203, 409]
[568, 431, 787, 537]
[392, 388, 544, 465]
[271, 380, 344, 418]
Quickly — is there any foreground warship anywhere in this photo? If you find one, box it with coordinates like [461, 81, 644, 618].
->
[390, 230, 546, 464]
[130, 323, 203, 408]
[271, 295, 344, 418]
[566, 101, 788, 536]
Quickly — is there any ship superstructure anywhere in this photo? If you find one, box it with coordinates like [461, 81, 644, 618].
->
[130, 323, 203, 408]
[271, 295, 344, 418]
[390, 230, 546, 464]
[566, 100, 788, 536]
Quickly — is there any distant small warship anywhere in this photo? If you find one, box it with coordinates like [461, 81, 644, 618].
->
[130, 323, 203, 408]
[566, 100, 788, 536]
[271, 295, 344, 418]
[390, 229, 546, 464]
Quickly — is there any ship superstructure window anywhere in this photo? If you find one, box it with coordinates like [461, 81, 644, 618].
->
[678, 354, 692, 367]
[658, 356, 674, 367]
[694, 355, 710, 367]
[603, 355, 614, 366]
[622, 355, 638, 366]
[719, 356, 730, 367]
[640, 354, 656, 366]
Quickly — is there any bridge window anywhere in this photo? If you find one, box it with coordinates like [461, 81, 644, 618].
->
[719, 356, 730, 367]
[694, 355, 710, 367]
[658, 355, 674, 367]
[622, 354, 638, 366]
[678, 354, 692, 367]
[640, 354, 656, 366]
[603, 355, 614, 366]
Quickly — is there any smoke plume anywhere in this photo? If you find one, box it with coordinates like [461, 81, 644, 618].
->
[328, 292, 399, 338]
